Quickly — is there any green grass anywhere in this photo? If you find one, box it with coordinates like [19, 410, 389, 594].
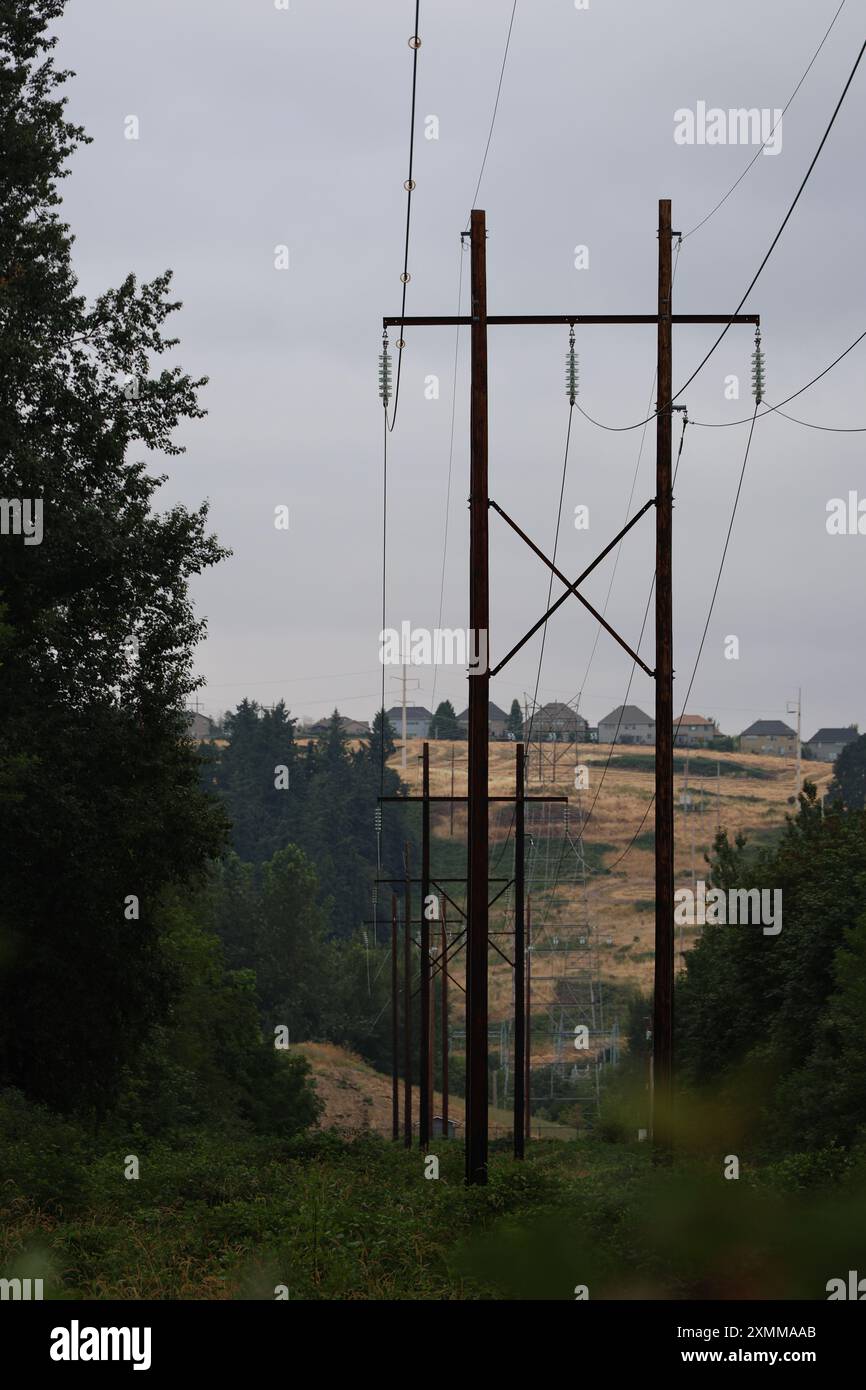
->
[5, 1107, 866, 1300]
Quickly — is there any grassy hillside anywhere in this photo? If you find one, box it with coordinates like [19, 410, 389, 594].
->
[383, 739, 834, 1047]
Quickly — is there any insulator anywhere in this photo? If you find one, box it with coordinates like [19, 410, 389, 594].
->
[751, 335, 765, 403]
[378, 348, 392, 406]
[565, 347, 579, 405]
[374, 807, 382, 832]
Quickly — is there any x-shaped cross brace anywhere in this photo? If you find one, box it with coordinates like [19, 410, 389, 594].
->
[488, 494, 657, 679]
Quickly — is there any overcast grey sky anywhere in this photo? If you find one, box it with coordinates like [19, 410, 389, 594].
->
[56, 0, 865, 739]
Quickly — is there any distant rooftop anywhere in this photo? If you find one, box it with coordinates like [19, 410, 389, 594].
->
[741, 719, 796, 738]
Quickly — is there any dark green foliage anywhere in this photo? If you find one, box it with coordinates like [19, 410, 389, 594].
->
[675, 786, 866, 1148]
[0, 2, 228, 1111]
[368, 705, 396, 765]
[429, 698, 463, 740]
[828, 731, 866, 809]
[506, 698, 523, 738]
[210, 700, 415, 939]
[112, 890, 322, 1140]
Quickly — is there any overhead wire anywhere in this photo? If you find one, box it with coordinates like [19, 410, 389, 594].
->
[690, 325, 866, 427]
[385, 1, 422, 433]
[604, 400, 762, 872]
[467, 0, 519, 214]
[681, 0, 848, 240]
[430, 1, 519, 714]
[575, 34, 866, 433]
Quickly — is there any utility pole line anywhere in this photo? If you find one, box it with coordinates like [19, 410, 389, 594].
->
[390, 667, 420, 773]
[514, 743, 526, 1159]
[391, 894, 399, 1141]
[653, 197, 675, 1157]
[382, 199, 758, 1179]
[466, 208, 490, 1186]
[788, 688, 802, 797]
[441, 898, 449, 1136]
[525, 893, 532, 1145]
[420, 742, 432, 1148]
[403, 842, 412, 1149]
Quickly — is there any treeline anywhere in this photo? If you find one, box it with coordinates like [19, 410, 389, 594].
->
[616, 773, 866, 1157]
[1, 5, 398, 1151]
[198, 704, 417, 1076]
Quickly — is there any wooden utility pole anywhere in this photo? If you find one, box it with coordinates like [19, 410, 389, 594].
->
[383, 200, 758, 1180]
[513, 743, 526, 1159]
[654, 198, 675, 1154]
[466, 208, 490, 1186]
[525, 894, 532, 1144]
[441, 899, 449, 1135]
[391, 894, 399, 1141]
[403, 843, 412, 1148]
[420, 743, 432, 1147]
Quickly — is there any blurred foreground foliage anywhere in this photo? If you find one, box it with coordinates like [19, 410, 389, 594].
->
[3, 1107, 866, 1300]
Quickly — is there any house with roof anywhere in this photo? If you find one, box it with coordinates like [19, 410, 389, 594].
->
[457, 701, 509, 739]
[806, 725, 859, 763]
[308, 713, 370, 739]
[186, 711, 214, 742]
[521, 702, 588, 743]
[598, 704, 655, 746]
[385, 705, 433, 740]
[740, 719, 796, 757]
[674, 713, 718, 748]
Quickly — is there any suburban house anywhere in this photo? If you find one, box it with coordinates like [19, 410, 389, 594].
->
[385, 705, 433, 740]
[674, 713, 718, 748]
[598, 704, 655, 746]
[806, 725, 859, 762]
[521, 702, 588, 742]
[186, 711, 214, 741]
[308, 714, 370, 739]
[740, 719, 797, 757]
[457, 701, 509, 739]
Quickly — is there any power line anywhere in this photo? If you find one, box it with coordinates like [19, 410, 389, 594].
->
[386, 3, 422, 433]
[692, 326, 866, 426]
[604, 401, 762, 872]
[682, 0, 848, 240]
[575, 35, 866, 433]
[468, 0, 519, 214]
[766, 405, 866, 431]
[429, 243, 466, 720]
[431, 2, 519, 713]
[570, 244, 682, 709]
[575, 415, 689, 843]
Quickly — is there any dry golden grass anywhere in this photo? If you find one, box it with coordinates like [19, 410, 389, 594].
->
[384, 738, 833, 1020]
[295, 1041, 573, 1138]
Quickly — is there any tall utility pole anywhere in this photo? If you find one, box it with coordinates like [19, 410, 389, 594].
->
[513, 744, 526, 1159]
[466, 208, 490, 1186]
[441, 899, 449, 1135]
[653, 198, 675, 1155]
[403, 843, 412, 1148]
[391, 667, 420, 773]
[420, 743, 432, 1148]
[788, 689, 802, 797]
[383, 200, 758, 1181]
[525, 894, 532, 1145]
[391, 894, 399, 1141]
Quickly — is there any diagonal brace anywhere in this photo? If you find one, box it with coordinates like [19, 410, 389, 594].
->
[489, 497, 656, 678]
